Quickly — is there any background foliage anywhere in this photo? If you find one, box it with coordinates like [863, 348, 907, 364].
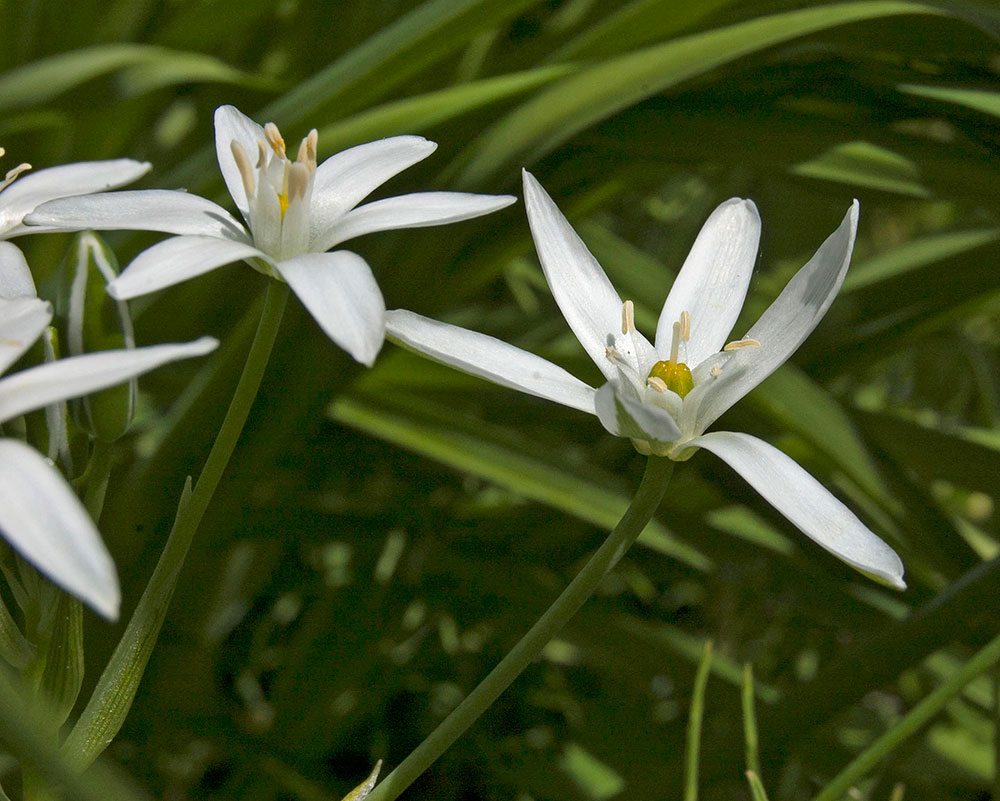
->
[4, 0, 1000, 799]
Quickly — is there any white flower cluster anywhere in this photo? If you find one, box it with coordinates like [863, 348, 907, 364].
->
[6, 103, 904, 621]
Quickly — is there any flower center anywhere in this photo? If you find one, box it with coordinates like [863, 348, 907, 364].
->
[229, 123, 318, 258]
[648, 311, 693, 398]
[0, 148, 32, 192]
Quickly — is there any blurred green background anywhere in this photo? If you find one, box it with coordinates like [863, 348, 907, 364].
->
[4, 0, 1000, 799]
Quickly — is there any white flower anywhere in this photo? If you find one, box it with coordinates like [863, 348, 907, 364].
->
[27, 105, 517, 366]
[0, 243, 218, 619]
[0, 146, 150, 239]
[385, 171, 905, 589]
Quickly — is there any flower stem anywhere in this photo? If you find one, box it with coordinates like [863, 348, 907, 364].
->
[366, 456, 674, 801]
[62, 280, 289, 768]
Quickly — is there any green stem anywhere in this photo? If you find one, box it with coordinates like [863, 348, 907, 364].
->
[82, 440, 113, 523]
[813, 630, 1000, 801]
[366, 456, 674, 801]
[62, 280, 290, 768]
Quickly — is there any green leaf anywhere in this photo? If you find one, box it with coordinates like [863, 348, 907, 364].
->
[456, 0, 944, 185]
[791, 141, 930, 198]
[316, 65, 573, 152]
[899, 82, 1000, 117]
[329, 391, 713, 572]
[842, 228, 1000, 293]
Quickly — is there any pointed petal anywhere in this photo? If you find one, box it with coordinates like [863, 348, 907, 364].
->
[313, 191, 516, 252]
[0, 438, 120, 618]
[25, 190, 248, 240]
[309, 136, 438, 229]
[0, 241, 37, 298]
[655, 198, 760, 364]
[693, 430, 905, 588]
[108, 235, 265, 300]
[523, 171, 625, 381]
[692, 201, 859, 434]
[386, 309, 596, 414]
[214, 104, 267, 219]
[0, 337, 217, 424]
[595, 380, 680, 443]
[0, 159, 151, 237]
[276, 252, 385, 366]
[0, 295, 51, 374]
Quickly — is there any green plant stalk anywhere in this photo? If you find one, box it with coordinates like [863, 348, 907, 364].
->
[684, 640, 713, 801]
[813, 630, 1000, 801]
[61, 280, 290, 769]
[366, 456, 674, 801]
[82, 439, 113, 523]
[742, 663, 762, 780]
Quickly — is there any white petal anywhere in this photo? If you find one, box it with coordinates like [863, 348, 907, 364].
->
[523, 171, 625, 381]
[25, 190, 248, 240]
[0, 337, 217, 425]
[0, 439, 119, 618]
[309, 136, 438, 230]
[385, 309, 597, 414]
[693, 430, 905, 588]
[0, 159, 151, 237]
[0, 241, 37, 298]
[276, 252, 385, 366]
[214, 104, 267, 220]
[692, 202, 859, 434]
[655, 198, 760, 364]
[108, 235, 266, 300]
[594, 380, 681, 443]
[313, 191, 517, 252]
[0, 295, 51, 374]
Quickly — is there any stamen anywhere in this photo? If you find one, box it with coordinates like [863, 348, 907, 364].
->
[230, 141, 255, 197]
[605, 345, 622, 363]
[287, 162, 310, 203]
[264, 122, 286, 158]
[1, 161, 31, 191]
[680, 310, 691, 341]
[621, 300, 635, 335]
[710, 366, 722, 377]
[297, 129, 318, 170]
[256, 140, 268, 169]
[723, 338, 761, 351]
[669, 321, 681, 364]
[647, 376, 667, 393]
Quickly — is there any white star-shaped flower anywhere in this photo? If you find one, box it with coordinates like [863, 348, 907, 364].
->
[28, 105, 516, 366]
[385, 171, 905, 589]
[0, 243, 217, 619]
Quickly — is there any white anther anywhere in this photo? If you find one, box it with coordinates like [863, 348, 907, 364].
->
[605, 345, 621, 363]
[264, 122, 286, 158]
[710, 366, 722, 377]
[647, 376, 667, 393]
[287, 162, 310, 203]
[723, 338, 761, 351]
[621, 300, 635, 335]
[230, 141, 255, 197]
[680, 310, 691, 341]
[2, 161, 31, 191]
[297, 129, 318, 170]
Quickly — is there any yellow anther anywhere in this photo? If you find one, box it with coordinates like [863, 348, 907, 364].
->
[230, 141, 255, 197]
[264, 122, 286, 158]
[621, 300, 635, 335]
[723, 338, 761, 351]
[648, 359, 694, 398]
[680, 310, 691, 341]
[647, 376, 668, 393]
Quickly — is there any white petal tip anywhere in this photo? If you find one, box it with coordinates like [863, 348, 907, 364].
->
[187, 336, 220, 356]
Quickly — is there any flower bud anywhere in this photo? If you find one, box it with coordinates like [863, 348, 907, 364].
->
[63, 232, 136, 442]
